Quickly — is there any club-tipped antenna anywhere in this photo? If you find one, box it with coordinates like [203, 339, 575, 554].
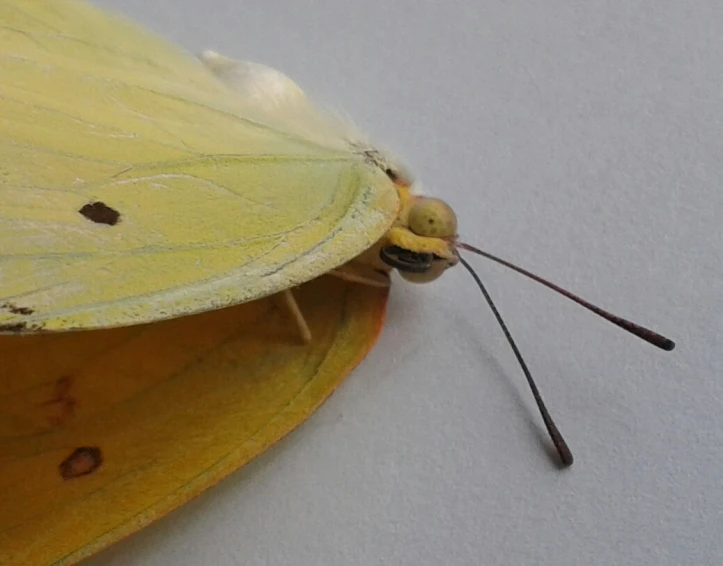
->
[458, 256, 574, 467]
[457, 242, 675, 351]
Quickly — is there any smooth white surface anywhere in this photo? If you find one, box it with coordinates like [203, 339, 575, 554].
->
[86, 1, 721, 565]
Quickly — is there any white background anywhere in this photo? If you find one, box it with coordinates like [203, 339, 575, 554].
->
[86, 1, 722, 565]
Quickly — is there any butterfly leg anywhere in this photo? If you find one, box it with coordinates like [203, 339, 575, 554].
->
[329, 264, 391, 287]
[329, 240, 392, 288]
[281, 289, 312, 344]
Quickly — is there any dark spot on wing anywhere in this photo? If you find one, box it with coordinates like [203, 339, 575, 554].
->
[78, 201, 121, 225]
[59, 446, 103, 479]
[0, 322, 28, 332]
[0, 321, 45, 333]
[43, 376, 77, 427]
[1, 302, 34, 315]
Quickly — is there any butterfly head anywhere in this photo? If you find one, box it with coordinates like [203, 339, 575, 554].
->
[379, 186, 460, 283]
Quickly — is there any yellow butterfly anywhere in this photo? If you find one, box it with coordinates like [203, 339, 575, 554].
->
[0, 2, 462, 337]
[0, 2, 462, 562]
[0, 1, 675, 564]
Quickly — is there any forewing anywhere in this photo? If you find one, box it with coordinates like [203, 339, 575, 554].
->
[199, 53, 421, 186]
[0, 0, 398, 331]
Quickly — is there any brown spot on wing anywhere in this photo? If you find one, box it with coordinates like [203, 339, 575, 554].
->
[0, 321, 45, 333]
[0, 322, 27, 332]
[78, 201, 121, 225]
[1, 302, 34, 315]
[59, 447, 103, 479]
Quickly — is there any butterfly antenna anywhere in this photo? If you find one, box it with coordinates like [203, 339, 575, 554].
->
[457, 242, 675, 352]
[457, 242, 676, 467]
[458, 256, 573, 467]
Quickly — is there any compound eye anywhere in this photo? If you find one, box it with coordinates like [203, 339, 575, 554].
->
[408, 198, 458, 239]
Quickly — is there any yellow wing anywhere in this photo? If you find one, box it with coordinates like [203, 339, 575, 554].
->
[0, 276, 389, 566]
[0, 0, 399, 332]
[198, 51, 370, 153]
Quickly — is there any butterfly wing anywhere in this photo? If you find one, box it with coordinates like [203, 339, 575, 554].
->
[198, 51, 363, 150]
[198, 51, 417, 185]
[0, 0, 398, 332]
